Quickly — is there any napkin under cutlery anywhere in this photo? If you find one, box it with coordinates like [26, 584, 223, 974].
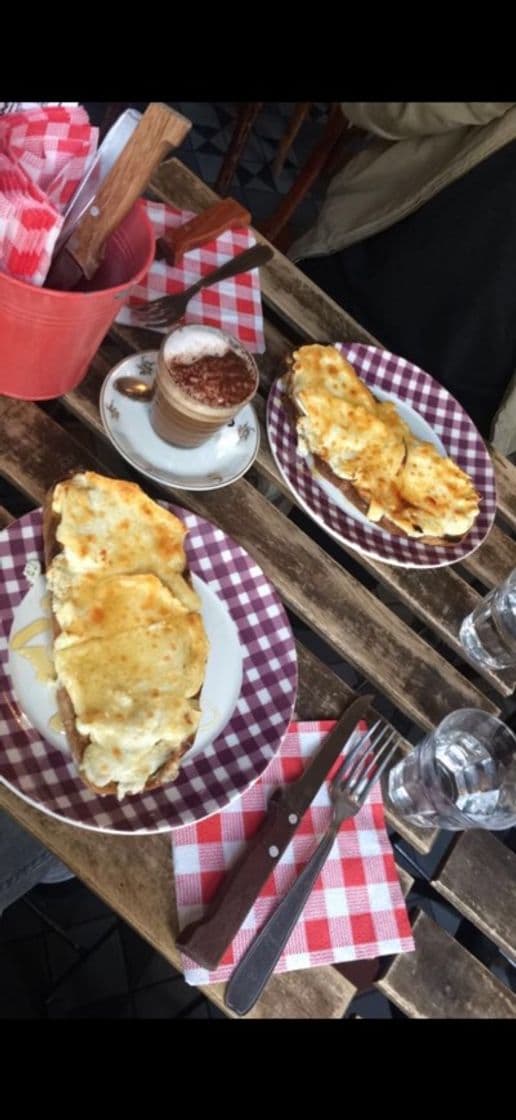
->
[116, 199, 266, 353]
[172, 719, 415, 988]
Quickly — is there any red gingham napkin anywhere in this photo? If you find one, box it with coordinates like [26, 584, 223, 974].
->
[172, 720, 415, 987]
[116, 199, 266, 353]
[0, 106, 98, 285]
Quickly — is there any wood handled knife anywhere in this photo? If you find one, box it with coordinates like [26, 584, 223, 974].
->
[46, 102, 191, 291]
[155, 198, 252, 265]
[176, 694, 373, 971]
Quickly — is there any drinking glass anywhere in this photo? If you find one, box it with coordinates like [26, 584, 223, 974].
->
[460, 569, 516, 670]
[387, 709, 516, 829]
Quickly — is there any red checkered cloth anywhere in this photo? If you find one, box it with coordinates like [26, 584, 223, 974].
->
[173, 720, 414, 987]
[0, 106, 98, 285]
[115, 199, 266, 353]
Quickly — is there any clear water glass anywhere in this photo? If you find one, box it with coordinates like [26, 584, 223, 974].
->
[460, 569, 516, 669]
[387, 709, 516, 829]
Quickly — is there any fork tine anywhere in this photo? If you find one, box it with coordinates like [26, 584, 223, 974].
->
[354, 727, 397, 786]
[136, 315, 166, 328]
[330, 727, 370, 791]
[344, 723, 392, 790]
[356, 742, 398, 805]
[141, 313, 182, 329]
[135, 299, 168, 314]
[330, 720, 381, 791]
[145, 305, 176, 318]
[134, 300, 178, 319]
[134, 309, 169, 325]
[353, 731, 398, 800]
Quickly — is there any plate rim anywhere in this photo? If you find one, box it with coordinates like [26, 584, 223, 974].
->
[99, 350, 260, 492]
[266, 343, 497, 570]
[0, 504, 298, 833]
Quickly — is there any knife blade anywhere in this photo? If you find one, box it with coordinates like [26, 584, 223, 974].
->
[51, 108, 142, 259]
[176, 694, 373, 971]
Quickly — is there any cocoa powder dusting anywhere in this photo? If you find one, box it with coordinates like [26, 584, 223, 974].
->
[167, 350, 256, 407]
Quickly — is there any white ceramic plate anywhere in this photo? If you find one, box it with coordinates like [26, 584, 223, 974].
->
[0, 506, 298, 833]
[267, 343, 497, 570]
[100, 351, 260, 492]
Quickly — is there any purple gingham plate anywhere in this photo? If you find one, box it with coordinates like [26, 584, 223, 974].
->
[267, 343, 497, 569]
[0, 504, 298, 833]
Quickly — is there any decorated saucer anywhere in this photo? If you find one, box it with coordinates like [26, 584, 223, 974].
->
[100, 351, 260, 492]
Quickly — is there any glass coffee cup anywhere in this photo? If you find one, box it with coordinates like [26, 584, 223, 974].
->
[150, 324, 260, 448]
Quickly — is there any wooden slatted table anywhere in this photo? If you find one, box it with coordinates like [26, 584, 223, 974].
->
[1, 156, 516, 1019]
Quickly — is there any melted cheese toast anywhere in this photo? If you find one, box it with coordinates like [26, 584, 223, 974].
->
[285, 345, 480, 542]
[44, 472, 209, 799]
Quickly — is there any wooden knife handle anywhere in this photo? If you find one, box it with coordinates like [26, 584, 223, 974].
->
[70, 103, 192, 277]
[157, 199, 252, 265]
[176, 795, 299, 971]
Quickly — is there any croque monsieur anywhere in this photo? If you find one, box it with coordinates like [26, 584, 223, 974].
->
[284, 345, 481, 543]
[44, 472, 209, 799]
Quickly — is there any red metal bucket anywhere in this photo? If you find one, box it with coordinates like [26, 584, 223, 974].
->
[0, 200, 154, 400]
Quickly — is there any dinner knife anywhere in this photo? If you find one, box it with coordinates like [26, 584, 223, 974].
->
[46, 103, 191, 291]
[51, 108, 141, 258]
[176, 693, 373, 971]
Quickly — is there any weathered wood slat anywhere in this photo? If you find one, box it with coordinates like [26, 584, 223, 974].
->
[377, 910, 516, 1018]
[55, 386, 500, 728]
[0, 783, 353, 1019]
[434, 831, 516, 963]
[461, 523, 516, 588]
[0, 397, 108, 500]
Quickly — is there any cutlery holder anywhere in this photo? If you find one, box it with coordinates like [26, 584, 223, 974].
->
[0, 201, 154, 400]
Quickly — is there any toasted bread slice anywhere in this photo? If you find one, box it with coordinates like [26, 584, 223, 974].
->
[43, 477, 207, 798]
[282, 349, 480, 546]
[309, 452, 461, 546]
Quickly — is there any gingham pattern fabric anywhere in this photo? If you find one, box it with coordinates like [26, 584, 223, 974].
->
[0, 505, 297, 833]
[115, 199, 266, 353]
[0, 103, 79, 116]
[267, 343, 497, 569]
[0, 106, 98, 286]
[174, 720, 415, 986]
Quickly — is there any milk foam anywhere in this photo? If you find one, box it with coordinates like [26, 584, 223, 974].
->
[163, 325, 230, 365]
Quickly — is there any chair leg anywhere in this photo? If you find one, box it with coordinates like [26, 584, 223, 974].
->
[259, 103, 347, 245]
[272, 102, 312, 177]
[215, 102, 264, 197]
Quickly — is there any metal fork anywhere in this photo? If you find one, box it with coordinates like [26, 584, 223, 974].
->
[225, 722, 398, 1016]
[132, 242, 274, 329]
